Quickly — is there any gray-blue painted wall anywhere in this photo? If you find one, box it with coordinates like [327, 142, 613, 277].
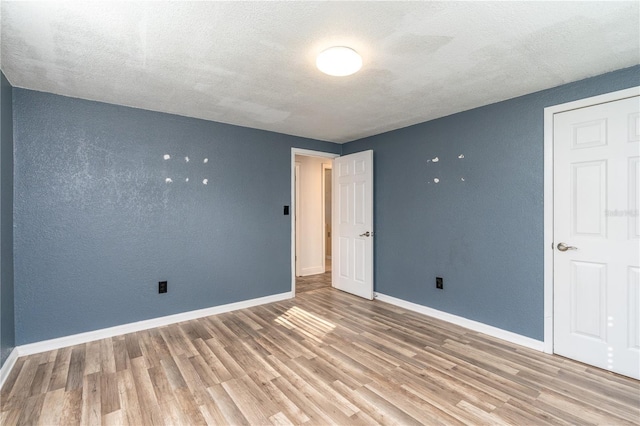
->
[13, 89, 340, 345]
[1, 72, 15, 366]
[343, 65, 640, 340]
[10, 65, 640, 347]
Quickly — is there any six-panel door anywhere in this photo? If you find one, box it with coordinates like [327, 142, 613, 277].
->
[553, 95, 640, 379]
[332, 150, 374, 300]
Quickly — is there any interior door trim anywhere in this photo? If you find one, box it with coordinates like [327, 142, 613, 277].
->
[542, 86, 640, 354]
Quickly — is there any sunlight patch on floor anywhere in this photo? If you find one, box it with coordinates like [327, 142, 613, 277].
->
[275, 306, 336, 342]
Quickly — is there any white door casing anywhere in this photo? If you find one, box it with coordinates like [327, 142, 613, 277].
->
[332, 150, 374, 300]
[552, 94, 640, 379]
[322, 163, 332, 267]
[294, 162, 301, 277]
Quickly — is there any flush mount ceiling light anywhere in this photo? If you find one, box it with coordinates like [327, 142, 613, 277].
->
[316, 46, 362, 77]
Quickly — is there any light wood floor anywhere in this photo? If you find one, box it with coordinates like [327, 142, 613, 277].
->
[295, 271, 331, 294]
[2, 284, 639, 425]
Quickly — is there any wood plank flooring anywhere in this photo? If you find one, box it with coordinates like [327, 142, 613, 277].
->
[295, 271, 331, 294]
[2, 279, 639, 425]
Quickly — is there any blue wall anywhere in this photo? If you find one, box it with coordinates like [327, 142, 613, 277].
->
[13, 90, 339, 344]
[1, 72, 15, 366]
[9, 66, 640, 346]
[343, 66, 640, 340]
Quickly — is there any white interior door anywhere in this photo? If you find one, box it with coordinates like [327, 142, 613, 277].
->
[333, 150, 374, 299]
[553, 95, 640, 379]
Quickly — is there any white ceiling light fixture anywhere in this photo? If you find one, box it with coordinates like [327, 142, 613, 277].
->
[316, 46, 362, 77]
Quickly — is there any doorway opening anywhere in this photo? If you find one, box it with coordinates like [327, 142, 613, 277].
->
[291, 149, 339, 296]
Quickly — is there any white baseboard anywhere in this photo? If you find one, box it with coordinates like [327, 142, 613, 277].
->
[374, 293, 544, 352]
[0, 348, 19, 390]
[299, 266, 325, 276]
[17, 291, 293, 357]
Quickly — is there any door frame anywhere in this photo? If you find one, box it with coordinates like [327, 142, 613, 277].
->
[291, 148, 340, 296]
[542, 86, 640, 354]
[321, 162, 332, 273]
[294, 161, 301, 277]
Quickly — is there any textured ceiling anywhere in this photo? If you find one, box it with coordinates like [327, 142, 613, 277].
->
[2, 1, 639, 143]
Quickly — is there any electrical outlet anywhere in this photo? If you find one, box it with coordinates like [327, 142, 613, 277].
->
[159, 281, 168, 294]
[436, 277, 443, 289]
